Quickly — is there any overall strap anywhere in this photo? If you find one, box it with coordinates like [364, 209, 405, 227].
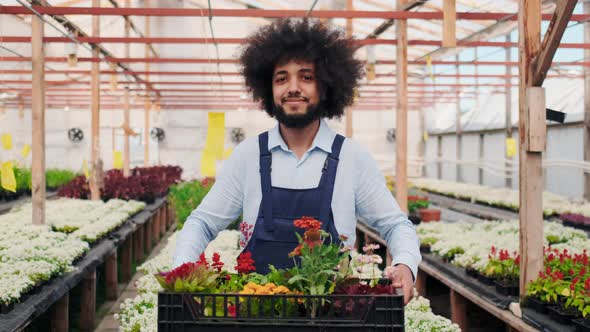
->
[258, 132, 275, 232]
[318, 134, 345, 224]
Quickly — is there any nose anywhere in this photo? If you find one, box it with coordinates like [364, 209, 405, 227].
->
[287, 77, 301, 95]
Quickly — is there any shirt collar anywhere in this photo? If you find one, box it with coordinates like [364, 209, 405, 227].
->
[268, 119, 335, 154]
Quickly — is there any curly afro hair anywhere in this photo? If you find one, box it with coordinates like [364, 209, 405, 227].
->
[239, 18, 364, 119]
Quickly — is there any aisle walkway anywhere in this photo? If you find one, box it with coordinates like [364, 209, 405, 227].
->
[94, 228, 175, 332]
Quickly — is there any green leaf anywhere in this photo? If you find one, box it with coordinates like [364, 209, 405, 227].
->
[288, 274, 309, 284]
[174, 279, 184, 292]
[560, 288, 571, 297]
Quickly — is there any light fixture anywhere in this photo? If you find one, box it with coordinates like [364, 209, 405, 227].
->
[65, 42, 78, 68]
[64, 105, 70, 111]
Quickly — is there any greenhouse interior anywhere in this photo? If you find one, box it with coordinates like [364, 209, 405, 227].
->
[1, 0, 590, 331]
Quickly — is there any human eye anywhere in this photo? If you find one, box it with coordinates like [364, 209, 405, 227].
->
[301, 74, 314, 82]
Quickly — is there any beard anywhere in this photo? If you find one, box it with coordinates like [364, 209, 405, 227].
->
[272, 102, 321, 129]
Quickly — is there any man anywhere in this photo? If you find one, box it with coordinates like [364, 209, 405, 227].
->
[174, 18, 421, 304]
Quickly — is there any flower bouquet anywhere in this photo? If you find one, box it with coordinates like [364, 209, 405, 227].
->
[156, 217, 404, 331]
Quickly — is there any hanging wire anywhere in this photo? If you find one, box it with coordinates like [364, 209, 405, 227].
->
[207, 0, 224, 97]
[15, 0, 149, 96]
[306, 0, 320, 17]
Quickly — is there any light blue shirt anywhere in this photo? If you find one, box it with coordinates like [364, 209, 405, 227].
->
[173, 119, 421, 278]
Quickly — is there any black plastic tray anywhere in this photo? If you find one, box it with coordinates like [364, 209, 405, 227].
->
[158, 292, 404, 332]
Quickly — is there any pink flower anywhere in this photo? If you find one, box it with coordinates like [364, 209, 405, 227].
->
[363, 243, 380, 253]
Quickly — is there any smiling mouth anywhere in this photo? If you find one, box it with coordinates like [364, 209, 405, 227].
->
[282, 98, 308, 105]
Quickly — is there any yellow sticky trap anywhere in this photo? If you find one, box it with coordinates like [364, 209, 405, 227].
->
[1, 134, 12, 150]
[222, 148, 233, 160]
[204, 112, 226, 159]
[506, 138, 516, 157]
[83, 159, 90, 179]
[423, 131, 429, 142]
[1, 161, 16, 192]
[201, 151, 216, 177]
[21, 144, 31, 158]
[113, 151, 123, 169]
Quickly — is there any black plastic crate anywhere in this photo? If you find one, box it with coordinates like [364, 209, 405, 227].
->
[158, 292, 404, 332]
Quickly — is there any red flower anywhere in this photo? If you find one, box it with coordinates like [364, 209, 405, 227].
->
[197, 252, 209, 268]
[289, 244, 303, 257]
[227, 304, 237, 317]
[235, 251, 256, 274]
[491, 246, 496, 255]
[294, 216, 322, 230]
[211, 252, 224, 272]
[339, 234, 349, 242]
[514, 255, 520, 265]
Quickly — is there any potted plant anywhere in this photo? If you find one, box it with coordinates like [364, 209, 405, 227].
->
[408, 196, 429, 225]
[482, 247, 520, 296]
[419, 208, 441, 222]
[419, 236, 438, 254]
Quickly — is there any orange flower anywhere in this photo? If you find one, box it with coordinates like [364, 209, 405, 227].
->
[294, 216, 322, 230]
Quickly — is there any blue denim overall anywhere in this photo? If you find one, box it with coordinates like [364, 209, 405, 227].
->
[241, 131, 345, 274]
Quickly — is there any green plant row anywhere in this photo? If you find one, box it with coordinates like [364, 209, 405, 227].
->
[168, 178, 215, 228]
[0, 167, 78, 195]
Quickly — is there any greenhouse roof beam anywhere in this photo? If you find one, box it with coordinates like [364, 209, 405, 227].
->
[23, 0, 161, 99]
[2, 6, 589, 21]
[4, 36, 590, 49]
[531, 0, 577, 86]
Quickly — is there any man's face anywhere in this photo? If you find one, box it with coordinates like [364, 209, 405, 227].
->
[271, 60, 320, 128]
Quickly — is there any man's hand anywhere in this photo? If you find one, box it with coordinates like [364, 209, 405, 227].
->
[388, 264, 413, 305]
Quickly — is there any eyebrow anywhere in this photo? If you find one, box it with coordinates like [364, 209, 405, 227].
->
[273, 68, 314, 77]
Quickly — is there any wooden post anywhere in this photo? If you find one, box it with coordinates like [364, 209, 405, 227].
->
[145, 217, 153, 252]
[164, 202, 170, 228]
[105, 251, 118, 301]
[437, 136, 442, 179]
[478, 134, 484, 185]
[79, 270, 96, 332]
[505, 34, 514, 189]
[345, 0, 353, 138]
[135, 224, 144, 261]
[585, 0, 590, 201]
[450, 289, 468, 331]
[31, 14, 46, 225]
[415, 270, 427, 297]
[395, 0, 408, 214]
[153, 210, 160, 242]
[50, 292, 68, 332]
[455, 54, 462, 183]
[160, 206, 166, 235]
[123, 0, 131, 177]
[89, 0, 102, 201]
[143, 1, 150, 167]
[120, 237, 132, 283]
[442, 0, 456, 48]
[518, 0, 543, 299]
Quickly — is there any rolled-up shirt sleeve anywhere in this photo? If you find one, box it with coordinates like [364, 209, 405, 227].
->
[173, 145, 245, 268]
[353, 147, 421, 280]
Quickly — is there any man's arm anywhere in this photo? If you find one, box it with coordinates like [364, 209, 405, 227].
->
[353, 146, 421, 280]
[173, 146, 246, 268]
